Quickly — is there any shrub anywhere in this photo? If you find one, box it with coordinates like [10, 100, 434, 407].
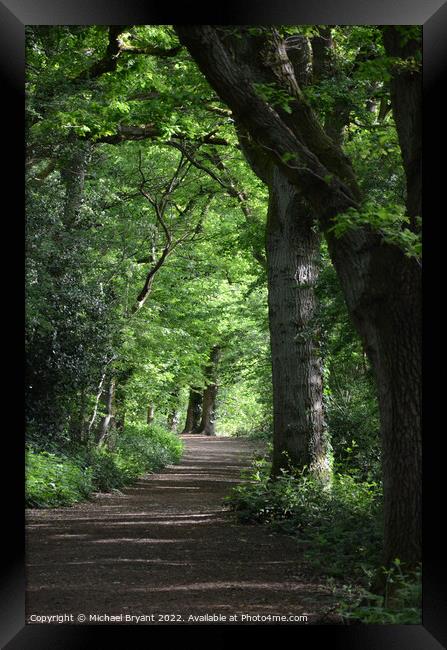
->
[25, 449, 93, 507]
[226, 457, 383, 583]
[116, 422, 183, 474]
[72, 446, 130, 492]
[26, 422, 183, 508]
[226, 456, 422, 623]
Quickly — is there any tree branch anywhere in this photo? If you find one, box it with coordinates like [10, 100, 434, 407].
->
[175, 25, 361, 221]
[73, 26, 127, 83]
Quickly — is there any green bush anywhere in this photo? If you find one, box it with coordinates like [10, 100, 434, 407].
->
[26, 422, 183, 508]
[25, 449, 93, 507]
[227, 457, 422, 623]
[73, 446, 131, 491]
[116, 422, 183, 474]
[226, 457, 383, 583]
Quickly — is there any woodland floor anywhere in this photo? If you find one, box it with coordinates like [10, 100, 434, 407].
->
[26, 435, 340, 625]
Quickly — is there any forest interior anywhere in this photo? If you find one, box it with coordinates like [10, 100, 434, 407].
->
[25, 24, 422, 625]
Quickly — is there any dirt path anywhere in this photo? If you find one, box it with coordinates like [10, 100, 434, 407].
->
[26, 436, 337, 625]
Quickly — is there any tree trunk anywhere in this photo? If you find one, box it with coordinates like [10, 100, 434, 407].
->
[167, 408, 181, 432]
[267, 166, 328, 477]
[327, 229, 421, 566]
[382, 27, 421, 228]
[235, 133, 329, 478]
[87, 357, 116, 440]
[182, 388, 203, 434]
[97, 377, 116, 447]
[197, 347, 220, 436]
[147, 404, 155, 424]
[326, 28, 422, 567]
[69, 389, 87, 444]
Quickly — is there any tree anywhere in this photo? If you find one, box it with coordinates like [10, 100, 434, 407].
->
[182, 389, 203, 434]
[197, 346, 221, 436]
[175, 25, 421, 567]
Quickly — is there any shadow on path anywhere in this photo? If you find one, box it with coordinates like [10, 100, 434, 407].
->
[26, 436, 337, 624]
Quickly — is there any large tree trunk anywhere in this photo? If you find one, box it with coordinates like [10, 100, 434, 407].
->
[382, 27, 421, 228]
[182, 388, 203, 434]
[197, 347, 220, 436]
[236, 133, 329, 478]
[327, 27, 422, 566]
[267, 166, 328, 477]
[327, 228, 421, 567]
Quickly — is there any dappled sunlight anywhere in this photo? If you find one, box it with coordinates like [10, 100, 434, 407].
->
[91, 538, 195, 544]
[26, 436, 338, 621]
[49, 533, 90, 539]
[124, 485, 201, 490]
[124, 581, 331, 593]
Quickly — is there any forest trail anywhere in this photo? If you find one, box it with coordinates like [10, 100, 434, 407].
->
[26, 436, 338, 625]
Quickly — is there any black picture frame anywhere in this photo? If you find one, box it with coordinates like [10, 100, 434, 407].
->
[2, 1, 445, 647]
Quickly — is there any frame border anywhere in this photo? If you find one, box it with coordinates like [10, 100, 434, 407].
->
[2, 1, 445, 647]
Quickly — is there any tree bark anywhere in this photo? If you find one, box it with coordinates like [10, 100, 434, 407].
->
[266, 166, 328, 476]
[382, 27, 421, 227]
[326, 228, 421, 566]
[167, 408, 181, 432]
[197, 347, 220, 436]
[147, 404, 155, 424]
[326, 27, 422, 567]
[97, 377, 116, 447]
[182, 388, 203, 434]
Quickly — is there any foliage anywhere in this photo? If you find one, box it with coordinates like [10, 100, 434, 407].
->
[227, 456, 383, 584]
[340, 561, 422, 624]
[116, 422, 183, 476]
[25, 24, 420, 624]
[26, 23, 398, 453]
[26, 423, 183, 507]
[227, 455, 421, 622]
[329, 202, 421, 260]
[25, 449, 93, 507]
[325, 384, 381, 482]
[253, 82, 295, 114]
[316, 245, 381, 481]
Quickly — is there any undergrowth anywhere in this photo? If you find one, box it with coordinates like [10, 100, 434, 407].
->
[226, 455, 421, 624]
[339, 561, 422, 624]
[26, 422, 183, 508]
